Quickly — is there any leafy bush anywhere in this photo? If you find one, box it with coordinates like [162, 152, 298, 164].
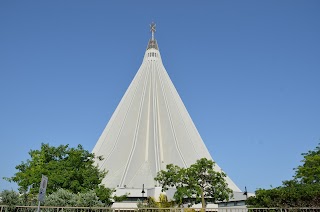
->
[44, 188, 104, 207]
[0, 190, 21, 211]
[0, 190, 20, 205]
[45, 188, 77, 206]
[76, 190, 104, 207]
[137, 194, 175, 208]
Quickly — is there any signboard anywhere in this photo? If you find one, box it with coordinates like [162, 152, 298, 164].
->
[38, 175, 48, 202]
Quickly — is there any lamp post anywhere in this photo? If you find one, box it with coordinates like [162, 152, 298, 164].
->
[141, 184, 145, 198]
[243, 186, 248, 199]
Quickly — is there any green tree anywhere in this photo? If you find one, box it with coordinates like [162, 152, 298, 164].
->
[246, 143, 320, 207]
[95, 185, 115, 206]
[155, 158, 232, 209]
[246, 182, 320, 207]
[5, 143, 106, 194]
[294, 143, 320, 184]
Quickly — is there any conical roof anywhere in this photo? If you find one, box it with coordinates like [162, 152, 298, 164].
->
[92, 24, 241, 192]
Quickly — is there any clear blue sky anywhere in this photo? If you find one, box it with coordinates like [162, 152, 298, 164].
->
[1, 1, 319, 193]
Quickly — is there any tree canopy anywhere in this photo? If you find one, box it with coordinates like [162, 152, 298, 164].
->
[155, 158, 233, 208]
[5, 143, 106, 194]
[294, 143, 320, 184]
[246, 143, 320, 207]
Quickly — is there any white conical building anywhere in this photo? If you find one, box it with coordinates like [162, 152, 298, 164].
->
[92, 23, 241, 199]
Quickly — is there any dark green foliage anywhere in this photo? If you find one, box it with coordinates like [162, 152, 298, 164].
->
[3, 143, 126, 207]
[95, 185, 115, 206]
[246, 181, 320, 207]
[294, 143, 320, 184]
[5, 143, 106, 194]
[155, 158, 232, 208]
[246, 143, 320, 207]
[113, 194, 128, 204]
[94, 185, 127, 206]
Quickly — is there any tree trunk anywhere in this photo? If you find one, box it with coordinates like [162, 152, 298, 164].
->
[201, 187, 206, 212]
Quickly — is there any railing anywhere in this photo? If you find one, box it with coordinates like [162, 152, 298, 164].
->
[0, 206, 320, 212]
[217, 209, 320, 212]
[1, 206, 114, 212]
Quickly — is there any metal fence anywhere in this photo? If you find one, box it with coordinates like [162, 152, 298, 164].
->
[1, 206, 320, 212]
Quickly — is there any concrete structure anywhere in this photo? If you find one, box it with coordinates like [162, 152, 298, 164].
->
[92, 23, 243, 204]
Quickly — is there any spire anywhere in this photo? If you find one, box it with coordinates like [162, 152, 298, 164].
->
[150, 22, 156, 41]
[147, 22, 159, 50]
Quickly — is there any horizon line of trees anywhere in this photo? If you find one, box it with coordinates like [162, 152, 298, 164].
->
[1, 142, 320, 208]
[246, 143, 320, 207]
[1, 143, 125, 209]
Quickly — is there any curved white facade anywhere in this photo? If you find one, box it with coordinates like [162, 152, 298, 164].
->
[92, 35, 241, 193]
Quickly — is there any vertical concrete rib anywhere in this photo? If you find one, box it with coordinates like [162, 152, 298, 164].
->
[163, 65, 200, 158]
[145, 61, 152, 161]
[155, 61, 164, 169]
[154, 62, 161, 174]
[152, 60, 160, 174]
[120, 61, 150, 186]
[98, 65, 145, 169]
[157, 60, 187, 167]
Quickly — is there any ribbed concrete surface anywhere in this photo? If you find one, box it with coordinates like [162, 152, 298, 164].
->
[92, 38, 241, 192]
